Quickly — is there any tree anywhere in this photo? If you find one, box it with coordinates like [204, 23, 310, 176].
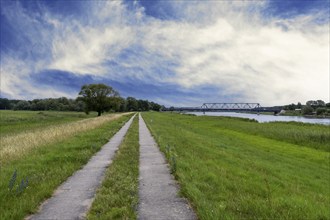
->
[138, 99, 150, 111]
[118, 98, 127, 112]
[285, 103, 296, 110]
[297, 102, 302, 109]
[306, 100, 317, 107]
[78, 84, 119, 116]
[1, 91, 163, 113]
[73, 100, 85, 112]
[108, 96, 125, 112]
[306, 100, 325, 107]
[13, 100, 31, 110]
[0, 98, 10, 109]
[126, 97, 138, 111]
[150, 102, 162, 111]
[302, 105, 314, 115]
[316, 100, 325, 107]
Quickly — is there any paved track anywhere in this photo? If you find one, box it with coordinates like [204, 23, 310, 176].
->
[138, 114, 197, 220]
[27, 114, 135, 220]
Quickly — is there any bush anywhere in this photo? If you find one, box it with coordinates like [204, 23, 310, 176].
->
[316, 108, 327, 115]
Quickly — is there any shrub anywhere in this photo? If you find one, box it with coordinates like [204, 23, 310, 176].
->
[316, 108, 327, 115]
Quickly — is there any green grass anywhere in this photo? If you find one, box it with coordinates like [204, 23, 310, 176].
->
[204, 116, 330, 151]
[0, 110, 97, 136]
[88, 115, 139, 220]
[0, 114, 132, 220]
[142, 112, 330, 220]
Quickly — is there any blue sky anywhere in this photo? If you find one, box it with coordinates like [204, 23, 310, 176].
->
[0, 0, 329, 106]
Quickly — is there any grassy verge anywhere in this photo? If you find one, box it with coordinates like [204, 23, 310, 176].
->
[0, 114, 132, 220]
[0, 110, 97, 136]
[88, 115, 139, 220]
[142, 112, 330, 220]
[207, 116, 330, 151]
[187, 114, 329, 151]
[1, 113, 127, 162]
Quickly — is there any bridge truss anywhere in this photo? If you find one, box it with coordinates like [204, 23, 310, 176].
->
[164, 103, 281, 113]
[201, 103, 261, 111]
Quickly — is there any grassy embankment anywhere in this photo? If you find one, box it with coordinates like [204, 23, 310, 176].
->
[0, 110, 132, 220]
[88, 115, 139, 220]
[202, 116, 329, 152]
[142, 112, 330, 220]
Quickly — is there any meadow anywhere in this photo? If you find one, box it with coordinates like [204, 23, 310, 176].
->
[1, 111, 127, 162]
[0, 110, 97, 136]
[200, 116, 330, 151]
[1, 110, 329, 219]
[0, 110, 132, 220]
[142, 112, 330, 219]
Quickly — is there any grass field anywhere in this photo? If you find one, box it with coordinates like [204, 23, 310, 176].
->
[0, 111, 132, 220]
[201, 116, 330, 151]
[88, 115, 139, 220]
[2, 110, 329, 219]
[0, 110, 97, 136]
[142, 112, 330, 219]
[1, 112, 129, 162]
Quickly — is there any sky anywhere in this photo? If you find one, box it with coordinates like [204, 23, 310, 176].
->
[0, 0, 329, 107]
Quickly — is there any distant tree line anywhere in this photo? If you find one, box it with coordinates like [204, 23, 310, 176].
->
[0, 97, 85, 111]
[283, 100, 330, 116]
[0, 97, 163, 112]
[0, 84, 163, 114]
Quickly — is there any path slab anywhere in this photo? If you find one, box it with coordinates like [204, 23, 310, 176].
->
[138, 114, 197, 220]
[27, 114, 135, 220]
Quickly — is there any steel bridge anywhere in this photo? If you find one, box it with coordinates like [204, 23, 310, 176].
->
[164, 103, 282, 113]
[201, 103, 261, 111]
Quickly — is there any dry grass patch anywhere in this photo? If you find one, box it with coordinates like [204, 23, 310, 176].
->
[0, 113, 129, 162]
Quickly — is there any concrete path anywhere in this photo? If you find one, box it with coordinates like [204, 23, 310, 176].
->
[138, 114, 197, 220]
[27, 114, 136, 220]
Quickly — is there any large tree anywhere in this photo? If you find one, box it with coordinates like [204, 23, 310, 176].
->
[78, 84, 119, 116]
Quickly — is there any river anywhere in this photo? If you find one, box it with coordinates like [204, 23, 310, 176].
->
[187, 112, 330, 125]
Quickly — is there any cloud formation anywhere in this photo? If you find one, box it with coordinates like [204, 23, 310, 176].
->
[0, 0, 329, 106]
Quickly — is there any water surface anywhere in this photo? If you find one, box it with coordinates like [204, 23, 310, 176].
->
[187, 112, 330, 125]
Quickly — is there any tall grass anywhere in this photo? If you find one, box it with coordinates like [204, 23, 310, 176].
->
[0, 113, 129, 162]
[0, 110, 97, 135]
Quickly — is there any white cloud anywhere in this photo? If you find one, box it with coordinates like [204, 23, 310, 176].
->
[48, 1, 137, 76]
[0, 0, 329, 106]
[50, 26, 134, 75]
[138, 1, 329, 105]
[0, 57, 70, 99]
